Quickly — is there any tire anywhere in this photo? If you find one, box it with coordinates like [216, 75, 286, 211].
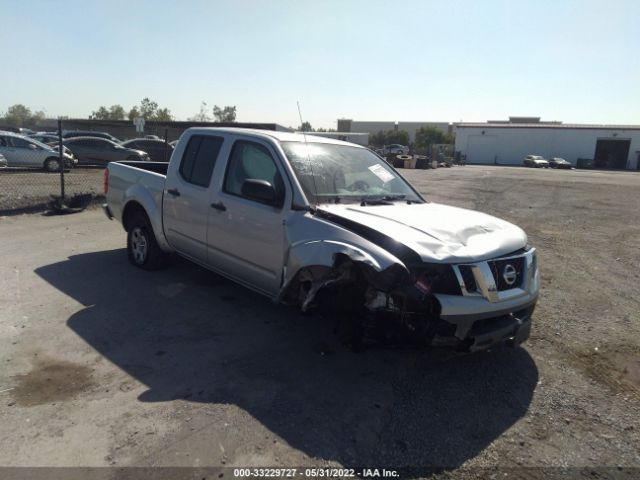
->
[126, 212, 167, 270]
[44, 157, 61, 172]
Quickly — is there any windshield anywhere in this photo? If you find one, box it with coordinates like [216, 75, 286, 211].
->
[281, 142, 423, 204]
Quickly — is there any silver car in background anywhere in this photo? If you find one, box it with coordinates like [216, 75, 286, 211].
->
[0, 131, 77, 171]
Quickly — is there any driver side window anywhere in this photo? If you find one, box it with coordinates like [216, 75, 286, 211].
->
[223, 141, 284, 205]
[11, 137, 33, 149]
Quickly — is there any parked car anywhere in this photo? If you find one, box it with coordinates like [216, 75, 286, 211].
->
[63, 130, 121, 143]
[0, 132, 76, 171]
[121, 138, 174, 162]
[0, 153, 7, 168]
[523, 155, 549, 168]
[548, 157, 573, 169]
[103, 127, 538, 352]
[29, 133, 76, 158]
[383, 144, 409, 155]
[62, 137, 149, 166]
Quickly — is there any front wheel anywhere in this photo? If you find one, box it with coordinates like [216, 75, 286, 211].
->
[44, 157, 61, 172]
[126, 212, 167, 270]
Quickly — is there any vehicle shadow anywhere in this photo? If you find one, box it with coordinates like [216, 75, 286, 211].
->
[36, 250, 538, 471]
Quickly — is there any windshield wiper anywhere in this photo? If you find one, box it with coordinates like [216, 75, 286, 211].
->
[359, 194, 407, 206]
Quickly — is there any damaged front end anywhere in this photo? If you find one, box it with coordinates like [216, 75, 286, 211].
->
[278, 247, 537, 352]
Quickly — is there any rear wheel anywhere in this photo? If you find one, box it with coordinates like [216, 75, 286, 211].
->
[126, 212, 167, 270]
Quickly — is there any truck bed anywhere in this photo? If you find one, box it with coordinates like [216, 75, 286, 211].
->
[105, 161, 168, 227]
[115, 161, 170, 176]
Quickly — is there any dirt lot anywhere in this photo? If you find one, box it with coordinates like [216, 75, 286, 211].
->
[0, 168, 104, 212]
[0, 166, 639, 477]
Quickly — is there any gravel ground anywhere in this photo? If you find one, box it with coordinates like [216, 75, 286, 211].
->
[0, 168, 104, 212]
[0, 166, 638, 478]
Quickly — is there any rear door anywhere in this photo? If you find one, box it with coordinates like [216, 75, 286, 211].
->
[206, 138, 289, 296]
[163, 134, 225, 264]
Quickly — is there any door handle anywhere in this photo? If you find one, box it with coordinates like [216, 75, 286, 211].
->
[210, 201, 226, 212]
[167, 188, 180, 197]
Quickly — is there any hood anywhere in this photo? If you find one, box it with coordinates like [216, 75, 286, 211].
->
[317, 202, 527, 263]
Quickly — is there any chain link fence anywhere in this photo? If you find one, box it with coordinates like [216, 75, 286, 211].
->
[0, 120, 167, 214]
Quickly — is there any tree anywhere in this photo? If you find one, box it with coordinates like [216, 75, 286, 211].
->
[153, 108, 173, 121]
[368, 129, 410, 147]
[369, 130, 387, 147]
[385, 129, 410, 146]
[298, 121, 312, 132]
[413, 126, 445, 151]
[213, 105, 236, 123]
[3, 104, 32, 127]
[32, 110, 46, 123]
[189, 101, 211, 121]
[128, 107, 140, 121]
[139, 98, 159, 119]
[91, 104, 125, 120]
[108, 104, 126, 120]
[443, 132, 456, 145]
[90, 106, 110, 120]
[315, 127, 336, 132]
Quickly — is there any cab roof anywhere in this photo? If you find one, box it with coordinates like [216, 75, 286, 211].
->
[184, 127, 362, 147]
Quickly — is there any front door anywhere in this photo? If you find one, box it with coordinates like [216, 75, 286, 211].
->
[206, 139, 288, 296]
[163, 134, 225, 264]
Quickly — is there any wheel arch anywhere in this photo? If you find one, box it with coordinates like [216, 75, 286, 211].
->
[121, 198, 173, 253]
[276, 239, 408, 309]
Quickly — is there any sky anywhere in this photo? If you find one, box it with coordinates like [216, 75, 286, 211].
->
[1, 0, 639, 129]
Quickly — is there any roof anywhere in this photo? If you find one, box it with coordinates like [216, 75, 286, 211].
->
[186, 127, 362, 147]
[456, 123, 640, 130]
[62, 136, 118, 144]
[303, 131, 370, 136]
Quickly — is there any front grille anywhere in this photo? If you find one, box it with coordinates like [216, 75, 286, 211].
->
[489, 257, 525, 291]
[458, 265, 477, 293]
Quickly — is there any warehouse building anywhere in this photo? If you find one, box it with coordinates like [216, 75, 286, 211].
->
[455, 117, 640, 170]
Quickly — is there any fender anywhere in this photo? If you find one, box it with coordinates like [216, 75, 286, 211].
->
[121, 183, 173, 252]
[277, 238, 409, 307]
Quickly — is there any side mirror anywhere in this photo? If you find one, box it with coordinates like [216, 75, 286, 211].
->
[241, 179, 278, 206]
[28, 143, 38, 150]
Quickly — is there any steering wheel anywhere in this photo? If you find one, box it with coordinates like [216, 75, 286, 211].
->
[346, 180, 370, 192]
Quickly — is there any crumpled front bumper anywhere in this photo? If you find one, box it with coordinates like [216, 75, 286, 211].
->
[431, 300, 536, 352]
[432, 248, 539, 351]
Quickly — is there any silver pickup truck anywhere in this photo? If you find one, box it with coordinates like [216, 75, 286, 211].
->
[103, 127, 538, 351]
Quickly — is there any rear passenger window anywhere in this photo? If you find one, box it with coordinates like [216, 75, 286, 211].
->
[179, 135, 223, 187]
[223, 141, 284, 205]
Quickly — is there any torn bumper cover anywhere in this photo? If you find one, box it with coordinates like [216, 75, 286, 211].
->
[433, 300, 536, 352]
[278, 243, 539, 352]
